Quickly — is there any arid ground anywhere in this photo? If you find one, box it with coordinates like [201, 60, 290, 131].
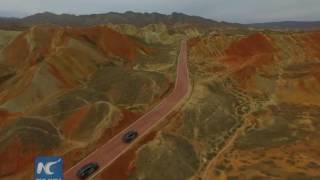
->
[0, 24, 189, 179]
[0, 21, 319, 180]
[115, 30, 320, 180]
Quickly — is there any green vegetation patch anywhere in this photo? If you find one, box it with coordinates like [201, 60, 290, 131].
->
[88, 66, 169, 106]
[73, 102, 112, 140]
[134, 133, 199, 180]
[182, 81, 238, 142]
[33, 88, 107, 124]
[236, 103, 320, 149]
[0, 30, 21, 49]
[0, 117, 61, 150]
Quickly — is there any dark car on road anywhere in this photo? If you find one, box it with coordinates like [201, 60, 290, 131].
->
[77, 162, 99, 179]
[122, 131, 139, 143]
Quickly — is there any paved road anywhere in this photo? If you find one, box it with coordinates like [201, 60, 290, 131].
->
[64, 40, 190, 180]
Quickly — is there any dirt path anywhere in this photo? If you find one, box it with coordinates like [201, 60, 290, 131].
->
[202, 81, 255, 180]
[201, 116, 254, 180]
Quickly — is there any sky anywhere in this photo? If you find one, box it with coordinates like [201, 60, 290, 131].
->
[0, 0, 319, 23]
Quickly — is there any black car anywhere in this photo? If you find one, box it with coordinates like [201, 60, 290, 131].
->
[122, 131, 139, 143]
[77, 162, 99, 179]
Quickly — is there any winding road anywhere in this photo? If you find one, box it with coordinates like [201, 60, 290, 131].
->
[64, 40, 190, 180]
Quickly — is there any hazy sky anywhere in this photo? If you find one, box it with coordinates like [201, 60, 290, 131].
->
[0, 0, 319, 23]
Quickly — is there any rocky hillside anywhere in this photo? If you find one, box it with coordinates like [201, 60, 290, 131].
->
[0, 25, 180, 179]
[123, 30, 320, 180]
[1, 22, 320, 179]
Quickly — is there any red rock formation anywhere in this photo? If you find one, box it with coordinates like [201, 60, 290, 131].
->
[225, 33, 275, 66]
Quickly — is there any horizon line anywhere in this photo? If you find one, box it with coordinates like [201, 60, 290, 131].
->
[0, 10, 319, 25]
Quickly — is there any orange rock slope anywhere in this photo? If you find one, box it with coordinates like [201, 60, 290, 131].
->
[125, 30, 320, 180]
[0, 25, 154, 112]
[187, 30, 320, 179]
[0, 25, 172, 179]
[2, 25, 151, 66]
[189, 31, 320, 104]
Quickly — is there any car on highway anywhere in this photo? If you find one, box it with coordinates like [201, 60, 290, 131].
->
[77, 162, 99, 179]
[122, 130, 139, 143]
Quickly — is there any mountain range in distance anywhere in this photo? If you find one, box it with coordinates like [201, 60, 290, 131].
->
[0, 11, 319, 30]
[0, 11, 241, 30]
[248, 21, 320, 29]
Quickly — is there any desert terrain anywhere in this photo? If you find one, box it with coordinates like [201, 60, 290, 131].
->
[0, 23, 189, 179]
[0, 12, 319, 180]
[121, 30, 320, 180]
